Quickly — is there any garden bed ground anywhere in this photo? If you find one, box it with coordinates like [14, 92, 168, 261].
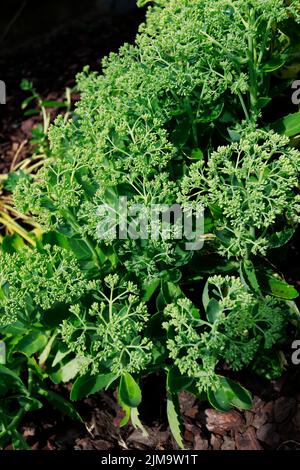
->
[14, 369, 300, 450]
[1, 4, 300, 451]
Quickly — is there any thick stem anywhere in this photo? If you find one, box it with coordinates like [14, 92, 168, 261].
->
[247, 8, 258, 113]
[237, 92, 250, 121]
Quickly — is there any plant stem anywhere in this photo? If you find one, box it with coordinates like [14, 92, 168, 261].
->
[237, 92, 250, 120]
[247, 8, 258, 114]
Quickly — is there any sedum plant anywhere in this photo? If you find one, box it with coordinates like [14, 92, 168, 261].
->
[180, 129, 300, 259]
[61, 275, 153, 377]
[0, 0, 300, 448]
[0, 246, 86, 326]
[164, 275, 291, 395]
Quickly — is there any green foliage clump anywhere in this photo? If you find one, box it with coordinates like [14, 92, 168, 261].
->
[180, 130, 300, 258]
[14, 0, 300, 276]
[61, 275, 153, 376]
[1, 0, 300, 449]
[164, 275, 289, 394]
[0, 246, 86, 326]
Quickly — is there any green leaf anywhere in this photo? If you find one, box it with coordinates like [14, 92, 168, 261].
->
[40, 231, 71, 250]
[208, 377, 252, 412]
[1, 234, 25, 254]
[117, 387, 131, 427]
[131, 407, 148, 437]
[196, 103, 223, 123]
[17, 395, 43, 412]
[119, 373, 142, 408]
[261, 56, 286, 72]
[0, 322, 28, 337]
[24, 109, 40, 117]
[268, 228, 295, 249]
[256, 97, 271, 109]
[215, 228, 234, 248]
[41, 100, 67, 108]
[167, 393, 184, 449]
[156, 282, 182, 311]
[21, 95, 36, 110]
[51, 357, 88, 384]
[70, 372, 118, 401]
[209, 203, 223, 220]
[38, 388, 82, 422]
[68, 237, 94, 261]
[208, 388, 231, 412]
[16, 332, 48, 357]
[163, 282, 183, 304]
[20, 79, 33, 91]
[171, 116, 190, 147]
[257, 272, 298, 300]
[272, 111, 300, 137]
[228, 128, 241, 142]
[189, 148, 204, 161]
[137, 0, 152, 6]
[39, 333, 57, 365]
[156, 290, 166, 312]
[51, 345, 70, 368]
[221, 378, 252, 410]
[0, 365, 27, 396]
[272, 279, 299, 300]
[202, 279, 210, 311]
[12, 431, 30, 450]
[142, 278, 160, 302]
[0, 341, 6, 365]
[120, 407, 131, 427]
[240, 259, 260, 294]
[206, 298, 221, 323]
[151, 343, 168, 365]
[27, 357, 46, 381]
[167, 367, 193, 394]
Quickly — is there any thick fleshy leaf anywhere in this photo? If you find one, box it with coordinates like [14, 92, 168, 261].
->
[258, 272, 298, 300]
[167, 393, 184, 449]
[208, 388, 231, 412]
[131, 407, 148, 437]
[268, 228, 295, 249]
[206, 298, 221, 323]
[240, 259, 260, 294]
[202, 278, 210, 311]
[142, 278, 160, 302]
[119, 373, 142, 408]
[208, 377, 252, 412]
[39, 333, 57, 365]
[51, 357, 88, 384]
[16, 332, 48, 357]
[70, 372, 117, 401]
[272, 111, 300, 137]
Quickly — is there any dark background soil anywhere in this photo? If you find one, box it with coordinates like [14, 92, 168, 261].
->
[1, 0, 300, 451]
[0, 0, 143, 171]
